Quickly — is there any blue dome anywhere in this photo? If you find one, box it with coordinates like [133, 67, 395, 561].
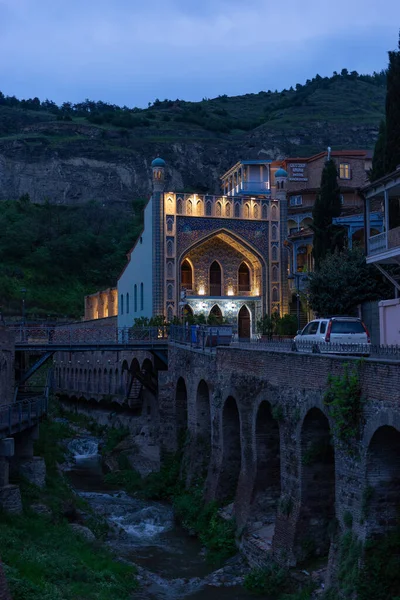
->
[275, 167, 288, 178]
[151, 157, 166, 167]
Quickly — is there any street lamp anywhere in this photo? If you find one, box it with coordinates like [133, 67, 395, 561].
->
[20, 288, 27, 326]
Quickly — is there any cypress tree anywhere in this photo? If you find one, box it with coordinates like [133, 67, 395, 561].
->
[370, 119, 386, 181]
[311, 159, 343, 269]
[385, 32, 400, 173]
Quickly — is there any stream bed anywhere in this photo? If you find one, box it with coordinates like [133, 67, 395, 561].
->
[66, 437, 257, 600]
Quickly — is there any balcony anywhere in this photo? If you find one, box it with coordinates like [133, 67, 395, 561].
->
[368, 226, 400, 257]
[226, 181, 270, 197]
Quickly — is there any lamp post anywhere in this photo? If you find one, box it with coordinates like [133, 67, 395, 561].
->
[20, 288, 27, 326]
[287, 274, 304, 332]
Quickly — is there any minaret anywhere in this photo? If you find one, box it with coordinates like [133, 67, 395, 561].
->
[274, 167, 289, 314]
[151, 157, 166, 317]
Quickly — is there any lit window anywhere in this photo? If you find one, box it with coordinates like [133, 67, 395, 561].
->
[216, 202, 222, 217]
[225, 202, 231, 217]
[290, 195, 303, 206]
[339, 163, 351, 179]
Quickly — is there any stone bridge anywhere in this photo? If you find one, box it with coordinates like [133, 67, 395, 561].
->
[55, 342, 400, 569]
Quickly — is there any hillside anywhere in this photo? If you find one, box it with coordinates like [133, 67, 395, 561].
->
[0, 71, 386, 204]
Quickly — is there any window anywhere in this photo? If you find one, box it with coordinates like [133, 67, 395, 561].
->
[206, 201, 212, 216]
[290, 195, 303, 206]
[187, 199, 192, 215]
[289, 227, 300, 235]
[167, 306, 173, 323]
[272, 265, 278, 281]
[140, 282, 144, 310]
[272, 246, 278, 261]
[271, 204, 277, 219]
[134, 284, 137, 312]
[167, 284, 173, 300]
[167, 262, 173, 277]
[209, 261, 222, 296]
[238, 262, 250, 292]
[177, 198, 183, 214]
[197, 200, 202, 215]
[272, 225, 278, 240]
[126, 293, 130, 313]
[302, 321, 319, 335]
[254, 204, 259, 219]
[339, 163, 351, 179]
[120, 294, 124, 315]
[167, 240, 173, 256]
[245, 203, 250, 218]
[319, 321, 327, 334]
[272, 287, 279, 302]
[181, 259, 193, 289]
[225, 202, 231, 217]
[331, 320, 365, 334]
[167, 218, 173, 232]
[216, 202, 222, 217]
[234, 203, 240, 218]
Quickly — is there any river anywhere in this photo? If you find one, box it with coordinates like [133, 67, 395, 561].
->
[66, 437, 258, 600]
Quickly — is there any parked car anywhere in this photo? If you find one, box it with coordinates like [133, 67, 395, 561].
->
[293, 317, 371, 354]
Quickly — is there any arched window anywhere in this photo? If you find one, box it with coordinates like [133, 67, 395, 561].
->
[206, 201, 212, 216]
[167, 262, 173, 277]
[210, 261, 222, 296]
[197, 200, 202, 216]
[245, 203, 250, 218]
[187, 199, 192, 215]
[238, 262, 250, 292]
[262, 204, 268, 219]
[167, 240, 173, 256]
[167, 218, 173, 232]
[177, 198, 183, 214]
[181, 259, 193, 290]
[140, 282, 144, 310]
[167, 306, 173, 322]
[272, 265, 279, 281]
[216, 202, 222, 217]
[134, 284, 137, 312]
[126, 293, 130, 313]
[272, 246, 278, 261]
[272, 287, 279, 302]
[271, 204, 277, 220]
[209, 304, 223, 324]
[167, 196, 173, 210]
[254, 204, 259, 219]
[167, 284, 173, 300]
[272, 225, 278, 240]
[120, 294, 124, 315]
[225, 202, 231, 217]
[235, 203, 240, 218]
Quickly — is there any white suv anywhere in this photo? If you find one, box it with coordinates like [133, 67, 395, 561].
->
[294, 317, 371, 354]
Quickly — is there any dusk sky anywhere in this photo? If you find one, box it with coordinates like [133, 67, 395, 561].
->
[0, 0, 399, 108]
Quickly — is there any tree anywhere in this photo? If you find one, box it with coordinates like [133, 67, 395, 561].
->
[385, 32, 400, 173]
[311, 159, 344, 269]
[370, 119, 386, 181]
[308, 248, 392, 316]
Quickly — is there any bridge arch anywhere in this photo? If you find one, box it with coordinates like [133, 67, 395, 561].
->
[251, 400, 281, 523]
[295, 407, 335, 561]
[175, 377, 188, 443]
[365, 425, 400, 539]
[216, 395, 241, 503]
[130, 358, 140, 374]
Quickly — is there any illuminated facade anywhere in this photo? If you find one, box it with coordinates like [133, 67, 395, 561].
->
[117, 158, 289, 336]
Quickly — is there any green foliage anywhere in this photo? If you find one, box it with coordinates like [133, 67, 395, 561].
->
[343, 511, 353, 529]
[132, 315, 166, 327]
[101, 427, 129, 454]
[335, 532, 363, 598]
[308, 247, 392, 316]
[257, 313, 298, 337]
[243, 563, 288, 596]
[324, 363, 365, 446]
[257, 314, 274, 337]
[272, 404, 285, 422]
[0, 514, 137, 600]
[370, 119, 387, 181]
[0, 199, 145, 318]
[311, 159, 344, 269]
[103, 468, 142, 494]
[385, 33, 400, 173]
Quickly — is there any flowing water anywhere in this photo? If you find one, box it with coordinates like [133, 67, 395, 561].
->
[66, 438, 255, 599]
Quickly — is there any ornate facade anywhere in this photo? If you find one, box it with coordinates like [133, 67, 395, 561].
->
[117, 158, 289, 335]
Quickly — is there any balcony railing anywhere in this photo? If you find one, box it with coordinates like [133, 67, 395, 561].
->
[226, 181, 270, 196]
[369, 232, 387, 255]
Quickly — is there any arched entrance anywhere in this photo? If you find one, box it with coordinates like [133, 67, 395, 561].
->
[366, 425, 400, 538]
[295, 408, 335, 562]
[238, 262, 250, 292]
[209, 304, 223, 324]
[252, 402, 281, 522]
[238, 305, 251, 339]
[175, 377, 188, 444]
[216, 396, 241, 503]
[181, 259, 193, 290]
[210, 261, 222, 296]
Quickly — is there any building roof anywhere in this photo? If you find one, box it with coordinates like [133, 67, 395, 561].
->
[275, 167, 288, 178]
[284, 149, 371, 164]
[220, 160, 272, 179]
[151, 157, 166, 167]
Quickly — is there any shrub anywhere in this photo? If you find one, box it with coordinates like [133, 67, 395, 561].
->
[244, 563, 288, 596]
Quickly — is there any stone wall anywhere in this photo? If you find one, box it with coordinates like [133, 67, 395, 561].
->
[0, 327, 15, 407]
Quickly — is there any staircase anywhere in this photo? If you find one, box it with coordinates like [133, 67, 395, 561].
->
[127, 376, 143, 410]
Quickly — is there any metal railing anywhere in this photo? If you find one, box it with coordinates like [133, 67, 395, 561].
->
[0, 394, 48, 437]
[8, 325, 169, 346]
[169, 324, 233, 352]
[369, 232, 387, 255]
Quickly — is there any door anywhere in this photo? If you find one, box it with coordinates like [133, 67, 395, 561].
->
[210, 261, 222, 296]
[238, 305, 251, 339]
